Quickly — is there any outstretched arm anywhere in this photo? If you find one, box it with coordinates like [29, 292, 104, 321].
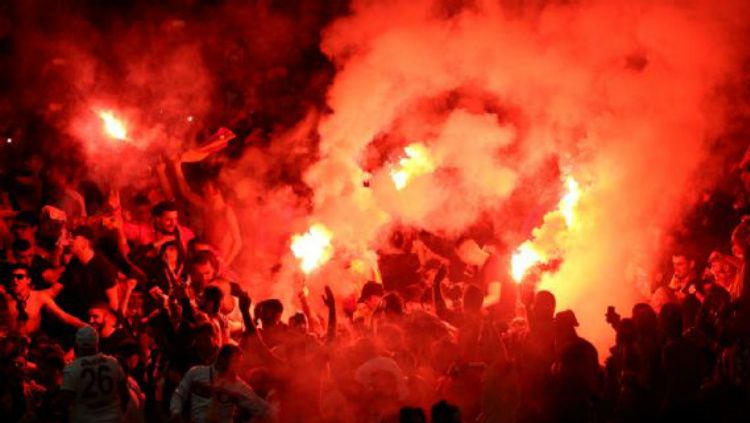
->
[43, 294, 85, 328]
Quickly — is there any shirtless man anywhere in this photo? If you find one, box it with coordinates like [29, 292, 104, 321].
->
[1, 263, 85, 335]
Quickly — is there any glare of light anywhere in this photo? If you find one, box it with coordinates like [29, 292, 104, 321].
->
[187, 116, 194, 123]
[5, 138, 11, 144]
[390, 143, 435, 190]
[560, 176, 581, 227]
[511, 241, 544, 283]
[98, 111, 128, 141]
[290, 223, 333, 274]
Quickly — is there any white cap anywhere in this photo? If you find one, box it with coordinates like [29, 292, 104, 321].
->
[75, 326, 99, 350]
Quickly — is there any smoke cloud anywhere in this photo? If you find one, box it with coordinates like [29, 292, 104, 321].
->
[300, 0, 750, 351]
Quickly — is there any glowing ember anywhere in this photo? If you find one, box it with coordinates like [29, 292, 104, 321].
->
[291, 223, 333, 274]
[390, 143, 435, 190]
[98, 111, 128, 141]
[510, 176, 581, 282]
[511, 241, 543, 283]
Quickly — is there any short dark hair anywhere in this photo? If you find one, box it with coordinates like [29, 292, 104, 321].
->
[89, 301, 115, 314]
[191, 250, 219, 271]
[215, 344, 242, 373]
[255, 299, 284, 318]
[11, 238, 32, 252]
[152, 200, 178, 217]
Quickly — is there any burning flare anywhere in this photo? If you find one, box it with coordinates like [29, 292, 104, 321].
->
[291, 223, 333, 274]
[510, 176, 581, 282]
[98, 111, 128, 141]
[511, 241, 544, 283]
[560, 176, 580, 227]
[390, 143, 436, 190]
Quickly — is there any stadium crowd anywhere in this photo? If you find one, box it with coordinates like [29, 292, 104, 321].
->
[1, 143, 750, 423]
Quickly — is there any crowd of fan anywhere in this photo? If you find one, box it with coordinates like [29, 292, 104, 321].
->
[1, 149, 750, 423]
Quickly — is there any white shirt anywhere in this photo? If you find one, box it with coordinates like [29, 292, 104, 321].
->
[170, 365, 270, 423]
[62, 353, 126, 423]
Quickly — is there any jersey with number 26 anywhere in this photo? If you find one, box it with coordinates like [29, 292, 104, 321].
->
[62, 353, 125, 423]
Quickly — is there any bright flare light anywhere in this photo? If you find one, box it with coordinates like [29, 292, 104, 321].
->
[510, 176, 581, 282]
[390, 143, 436, 190]
[291, 223, 333, 274]
[511, 241, 543, 283]
[560, 176, 580, 227]
[98, 111, 128, 141]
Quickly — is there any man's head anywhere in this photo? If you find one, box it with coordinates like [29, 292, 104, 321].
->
[7, 264, 31, 297]
[11, 239, 34, 266]
[152, 201, 179, 234]
[160, 241, 182, 266]
[255, 299, 284, 328]
[532, 290, 557, 323]
[214, 344, 243, 376]
[358, 281, 385, 310]
[71, 226, 96, 258]
[11, 211, 38, 242]
[75, 326, 99, 356]
[88, 302, 117, 335]
[192, 322, 219, 362]
[672, 251, 696, 280]
[288, 312, 308, 332]
[189, 250, 218, 288]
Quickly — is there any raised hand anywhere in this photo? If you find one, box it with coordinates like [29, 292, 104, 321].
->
[238, 290, 252, 312]
[433, 264, 448, 286]
[322, 286, 335, 310]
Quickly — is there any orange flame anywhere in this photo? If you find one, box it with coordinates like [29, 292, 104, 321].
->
[560, 176, 580, 227]
[291, 223, 333, 274]
[98, 111, 128, 141]
[511, 241, 544, 283]
[390, 143, 435, 190]
[510, 176, 581, 282]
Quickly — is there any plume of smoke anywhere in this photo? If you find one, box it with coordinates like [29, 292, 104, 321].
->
[301, 0, 748, 352]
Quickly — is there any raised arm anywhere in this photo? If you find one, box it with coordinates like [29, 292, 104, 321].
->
[223, 205, 242, 266]
[106, 283, 120, 312]
[298, 289, 321, 336]
[432, 265, 450, 320]
[170, 159, 205, 209]
[322, 286, 336, 343]
[42, 294, 86, 328]
[155, 159, 175, 200]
